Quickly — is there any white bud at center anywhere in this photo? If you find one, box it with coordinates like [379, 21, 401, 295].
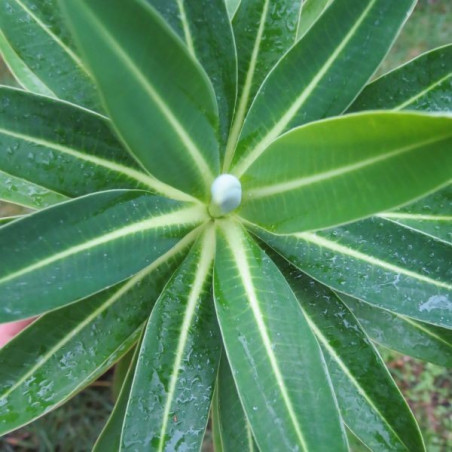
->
[209, 174, 242, 217]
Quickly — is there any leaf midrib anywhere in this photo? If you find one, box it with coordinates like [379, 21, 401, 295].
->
[220, 222, 309, 451]
[0, 127, 195, 202]
[296, 231, 451, 290]
[78, 1, 215, 188]
[245, 133, 452, 199]
[156, 226, 215, 452]
[0, 227, 201, 402]
[0, 204, 205, 286]
[234, 0, 379, 176]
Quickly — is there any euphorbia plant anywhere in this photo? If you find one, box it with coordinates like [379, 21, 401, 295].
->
[0, 0, 451, 449]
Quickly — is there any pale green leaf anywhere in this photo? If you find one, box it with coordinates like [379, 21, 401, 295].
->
[239, 112, 452, 233]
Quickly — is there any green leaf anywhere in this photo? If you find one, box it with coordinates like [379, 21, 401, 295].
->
[0, 214, 23, 225]
[297, 0, 333, 40]
[225, 0, 241, 19]
[0, 0, 100, 110]
[0, 169, 68, 209]
[230, 0, 416, 174]
[341, 294, 452, 368]
[378, 185, 452, 244]
[275, 257, 425, 452]
[213, 356, 259, 452]
[0, 190, 206, 321]
[0, 29, 54, 96]
[146, 0, 237, 148]
[94, 345, 140, 452]
[349, 44, 452, 113]
[253, 215, 452, 328]
[59, 0, 220, 199]
[214, 221, 347, 451]
[223, 0, 303, 168]
[121, 226, 221, 451]
[239, 112, 452, 233]
[0, 87, 191, 205]
[0, 227, 189, 436]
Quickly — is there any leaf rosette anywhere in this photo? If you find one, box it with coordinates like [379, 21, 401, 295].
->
[0, 0, 451, 450]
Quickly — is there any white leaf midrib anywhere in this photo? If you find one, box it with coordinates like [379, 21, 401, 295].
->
[245, 132, 452, 199]
[0, 226, 201, 402]
[234, 0, 379, 176]
[0, 204, 205, 286]
[78, 2, 215, 188]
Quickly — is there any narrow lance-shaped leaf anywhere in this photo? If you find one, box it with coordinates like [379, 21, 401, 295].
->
[146, 0, 237, 149]
[0, 225, 196, 436]
[348, 44, 452, 113]
[297, 0, 334, 40]
[253, 216, 452, 328]
[0, 190, 206, 322]
[214, 221, 347, 451]
[340, 294, 452, 368]
[121, 226, 221, 451]
[94, 343, 141, 452]
[378, 185, 452, 245]
[0, 87, 192, 206]
[213, 356, 259, 452]
[239, 112, 452, 233]
[0, 169, 68, 209]
[231, 0, 416, 175]
[223, 0, 303, 169]
[272, 253, 425, 452]
[0, 0, 100, 110]
[0, 29, 54, 96]
[59, 0, 220, 199]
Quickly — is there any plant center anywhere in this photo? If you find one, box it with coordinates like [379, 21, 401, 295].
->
[208, 174, 242, 218]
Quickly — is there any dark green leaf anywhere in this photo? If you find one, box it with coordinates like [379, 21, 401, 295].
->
[349, 44, 452, 113]
[94, 345, 140, 452]
[213, 356, 259, 452]
[0, 88, 193, 207]
[0, 190, 206, 321]
[379, 185, 452, 244]
[341, 294, 452, 368]
[147, 0, 237, 149]
[121, 227, 221, 451]
[253, 216, 452, 328]
[214, 221, 347, 451]
[0, 169, 67, 209]
[239, 112, 452, 233]
[223, 0, 302, 168]
[0, 229, 187, 436]
[275, 257, 425, 452]
[0, 0, 100, 109]
[230, 0, 416, 173]
[59, 0, 220, 199]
